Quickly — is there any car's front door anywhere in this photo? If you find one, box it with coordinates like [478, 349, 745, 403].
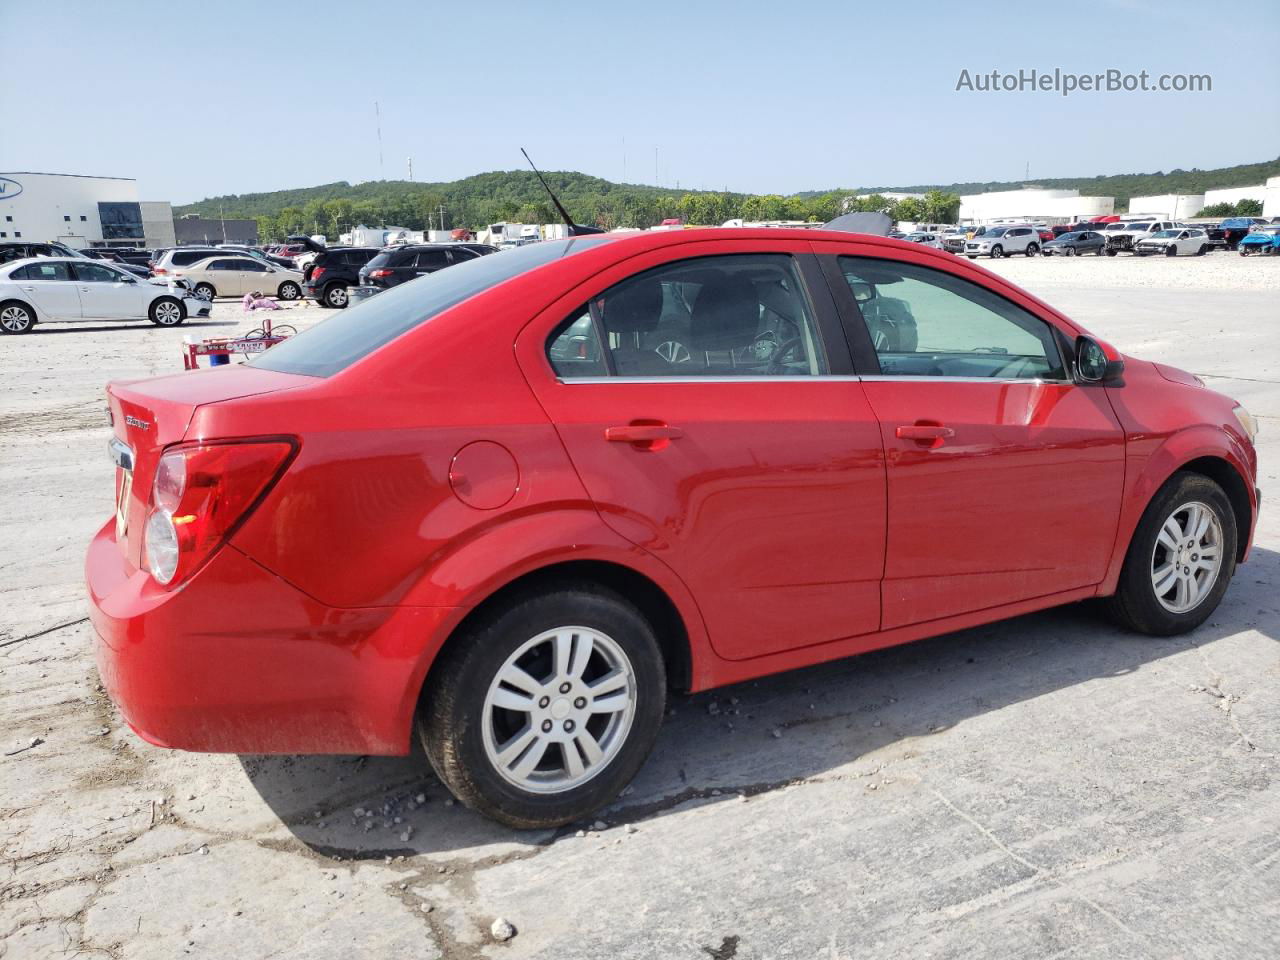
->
[237, 258, 271, 295]
[820, 247, 1126, 630]
[12, 260, 81, 319]
[70, 261, 144, 319]
[518, 242, 887, 661]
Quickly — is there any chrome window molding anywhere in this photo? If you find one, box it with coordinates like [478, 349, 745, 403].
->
[556, 375, 1076, 386]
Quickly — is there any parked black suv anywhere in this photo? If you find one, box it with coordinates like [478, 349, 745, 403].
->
[0, 241, 81, 264]
[358, 243, 497, 290]
[303, 247, 381, 308]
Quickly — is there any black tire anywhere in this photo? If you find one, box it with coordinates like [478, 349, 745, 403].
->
[1197, 245, 1208, 256]
[322, 282, 349, 308]
[418, 584, 667, 828]
[1095, 245, 1105, 255]
[277, 281, 301, 301]
[966, 256, 978, 260]
[194, 283, 216, 301]
[1065, 245, 1077, 257]
[0, 300, 36, 334]
[1165, 244, 1178, 257]
[1025, 242, 1039, 257]
[990, 245, 1004, 259]
[1105, 472, 1237, 636]
[1240, 247, 1250, 257]
[1105, 247, 1117, 257]
[149, 296, 185, 326]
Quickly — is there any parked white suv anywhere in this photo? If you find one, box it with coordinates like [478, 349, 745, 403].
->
[1103, 220, 1181, 255]
[1133, 228, 1210, 257]
[964, 225, 1040, 259]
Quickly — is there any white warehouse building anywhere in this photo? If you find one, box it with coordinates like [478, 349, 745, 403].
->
[1203, 184, 1268, 208]
[1127, 194, 1205, 219]
[959, 187, 1114, 225]
[0, 172, 175, 249]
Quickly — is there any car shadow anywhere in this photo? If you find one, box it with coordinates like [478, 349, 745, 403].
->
[33, 320, 238, 334]
[239, 545, 1278, 858]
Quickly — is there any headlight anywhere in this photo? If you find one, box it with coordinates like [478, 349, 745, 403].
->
[1232, 405, 1258, 444]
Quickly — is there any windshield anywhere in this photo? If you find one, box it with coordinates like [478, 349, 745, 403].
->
[253, 235, 615, 378]
[984, 227, 1008, 237]
[1151, 230, 1178, 238]
[1125, 223, 1152, 231]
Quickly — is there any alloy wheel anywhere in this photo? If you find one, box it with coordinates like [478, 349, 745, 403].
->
[154, 301, 182, 325]
[481, 626, 637, 795]
[1, 305, 33, 332]
[1150, 500, 1223, 614]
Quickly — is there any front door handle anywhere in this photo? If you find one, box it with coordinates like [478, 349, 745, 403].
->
[604, 423, 684, 450]
[896, 423, 955, 445]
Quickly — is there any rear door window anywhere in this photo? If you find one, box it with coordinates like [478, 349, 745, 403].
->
[413, 250, 450, 270]
[13, 261, 72, 281]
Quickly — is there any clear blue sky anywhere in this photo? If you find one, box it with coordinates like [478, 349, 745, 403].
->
[1, 0, 1276, 203]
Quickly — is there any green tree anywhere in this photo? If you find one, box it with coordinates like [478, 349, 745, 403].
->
[894, 197, 926, 222]
[922, 190, 961, 223]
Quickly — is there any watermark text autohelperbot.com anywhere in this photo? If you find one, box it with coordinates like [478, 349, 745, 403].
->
[956, 68, 1211, 96]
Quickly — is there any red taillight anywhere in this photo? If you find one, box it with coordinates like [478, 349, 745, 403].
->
[153, 267, 167, 275]
[310, 266, 326, 281]
[143, 439, 296, 587]
[369, 269, 393, 278]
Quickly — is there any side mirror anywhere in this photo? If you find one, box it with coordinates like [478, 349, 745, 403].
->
[119, 275, 137, 283]
[1076, 336, 1124, 384]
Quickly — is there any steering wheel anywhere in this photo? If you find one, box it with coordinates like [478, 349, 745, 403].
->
[766, 337, 803, 374]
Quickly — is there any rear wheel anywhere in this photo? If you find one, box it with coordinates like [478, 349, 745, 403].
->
[0, 301, 35, 334]
[277, 281, 301, 301]
[1106, 473, 1237, 636]
[418, 585, 667, 828]
[149, 297, 185, 326]
[1025, 242, 1039, 257]
[322, 282, 349, 308]
[194, 283, 216, 301]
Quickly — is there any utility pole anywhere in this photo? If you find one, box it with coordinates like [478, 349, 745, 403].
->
[654, 147, 659, 186]
[219, 204, 227, 243]
[622, 136, 626, 183]
[407, 156, 413, 181]
[440, 203, 446, 232]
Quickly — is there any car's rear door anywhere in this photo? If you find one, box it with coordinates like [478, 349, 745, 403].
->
[12, 260, 81, 319]
[516, 238, 886, 662]
[817, 243, 1126, 629]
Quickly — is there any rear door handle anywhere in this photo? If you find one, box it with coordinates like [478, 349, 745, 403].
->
[895, 424, 955, 441]
[605, 424, 684, 447]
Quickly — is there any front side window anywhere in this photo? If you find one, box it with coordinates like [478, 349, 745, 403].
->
[548, 254, 828, 379]
[838, 256, 1065, 381]
[207, 259, 238, 271]
[238, 259, 267, 272]
[13, 261, 72, 281]
[72, 262, 124, 283]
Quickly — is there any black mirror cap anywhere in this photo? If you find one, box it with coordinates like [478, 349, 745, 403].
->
[1075, 335, 1125, 384]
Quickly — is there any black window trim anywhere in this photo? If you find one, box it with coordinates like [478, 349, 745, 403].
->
[818, 252, 1071, 380]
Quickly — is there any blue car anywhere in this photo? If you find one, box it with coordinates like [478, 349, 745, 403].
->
[1238, 226, 1280, 256]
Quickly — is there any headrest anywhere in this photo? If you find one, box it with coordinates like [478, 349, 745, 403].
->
[601, 278, 662, 333]
[690, 275, 759, 351]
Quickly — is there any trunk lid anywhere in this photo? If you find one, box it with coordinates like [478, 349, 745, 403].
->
[107, 364, 313, 569]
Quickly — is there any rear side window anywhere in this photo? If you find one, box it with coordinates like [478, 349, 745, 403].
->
[343, 249, 376, 265]
[414, 250, 449, 270]
[253, 235, 615, 378]
[13, 261, 72, 280]
[173, 251, 218, 266]
[547, 254, 829, 379]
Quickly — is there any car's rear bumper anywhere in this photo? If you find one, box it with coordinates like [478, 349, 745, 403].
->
[86, 519, 458, 755]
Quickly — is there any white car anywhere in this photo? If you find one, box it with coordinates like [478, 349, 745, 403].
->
[169, 255, 304, 302]
[1133, 228, 1210, 257]
[0, 258, 209, 335]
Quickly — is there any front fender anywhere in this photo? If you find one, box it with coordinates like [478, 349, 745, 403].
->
[1099, 424, 1257, 594]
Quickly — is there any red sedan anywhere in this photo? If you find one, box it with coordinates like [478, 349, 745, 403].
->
[86, 229, 1260, 827]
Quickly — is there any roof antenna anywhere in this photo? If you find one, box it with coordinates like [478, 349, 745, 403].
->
[521, 148, 604, 235]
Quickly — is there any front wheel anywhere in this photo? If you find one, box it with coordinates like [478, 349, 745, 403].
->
[1105, 473, 1237, 636]
[277, 281, 301, 301]
[1065, 245, 1077, 257]
[1165, 244, 1178, 257]
[149, 297, 185, 326]
[194, 283, 216, 301]
[990, 245, 1004, 259]
[418, 585, 667, 828]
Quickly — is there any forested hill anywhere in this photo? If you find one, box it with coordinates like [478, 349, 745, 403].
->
[174, 157, 1279, 236]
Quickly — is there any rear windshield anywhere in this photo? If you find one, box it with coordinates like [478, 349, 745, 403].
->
[252, 235, 614, 378]
[364, 252, 392, 270]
